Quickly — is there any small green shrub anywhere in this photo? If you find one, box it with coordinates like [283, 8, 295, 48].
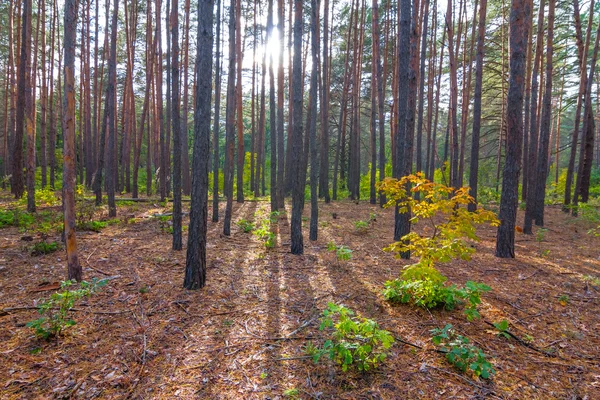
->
[254, 220, 276, 249]
[383, 265, 491, 321]
[493, 319, 510, 339]
[0, 209, 35, 229]
[305, 302, 394, 372]
[236, 219, 255, 233]
[327, 241, 353, 261]
[31, 241, 60, 256]
[431, 324, 495, 379]
[353, 220, 369, 233]
[27, 278, 108, 340]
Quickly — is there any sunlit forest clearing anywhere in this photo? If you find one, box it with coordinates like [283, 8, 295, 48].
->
[1, 0, 600, 398]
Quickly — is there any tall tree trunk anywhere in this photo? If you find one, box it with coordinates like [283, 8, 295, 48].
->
[495, 0, 532, 258]
[290, 0, 304, 254]
[521, 12, 533, 201]
[235, 0, 244, 203]
[172, 0, 183, 250]
[181, 0, 191, 195]
[156, 0, 167, 201]
[40, 0, 48, 189]
[318, 0, 330, 203]
[268, 0, 278, 211]
[212, 0, 222, 222]
[223, 0, 237, 236]
[393, 0, 411, 246]
[563, 0, 594, 211]
[530, 0, 555, 226]
[523, 0, 546, 233]
[105, 0, 119, 218]
[184, 0, 214, 290]
[416, 0, 430, 177]
[277, 0, 286, 207]
[468, 0, 487, 212]
[63, 0, 81, 281]
[309, 0, 320, 240]
[12, 0, 31, 200]
[574, 19, 600, 206]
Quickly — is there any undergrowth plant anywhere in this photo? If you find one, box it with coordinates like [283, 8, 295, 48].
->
[27, 278, 108, 340]
[327, 241, 353, 261]
[305, 302, 394, 372]
[431, 324, 494, 379]
[253, 210, 276, 249]
[353, 220, 370, 233]
[378, 174, 498, 320]
[31, 241, 60, 256]
[236, 219, 255, 233]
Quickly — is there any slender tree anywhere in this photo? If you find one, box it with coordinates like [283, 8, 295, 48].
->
[172, 0, 183, 250]
[290, 0, 304, 254]
[235, 0, 244, 203]
[277, 0, 286, 207]
[63, 0, 81, 281]
[468, 0, 487, 212]
[530, 0, 555, 226]
[184, 0, 214, 290]
[12, 0, 32, 200]
[495, 0, 532, 258]
[223, 0, 237, 236]
[268, 0, 278, 211]
[309, 0, 320, 240]
[212, 0, 222, 222]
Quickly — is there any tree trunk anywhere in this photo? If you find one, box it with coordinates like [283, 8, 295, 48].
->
[268, 0, 278, 211]
[184, 0, 214, 290]
[105, 0, 119, 218]
[277, 0, 286, 207]
[523, 0, 546, 234]
[309, 0, 320, 240]
[468, 0, 487, 212]
[12, 0, 31, 200]
[290, 0, 304, 255]
[171, 0, 183, 250]
[63, 0, 82, 281]
[223, 0, 237, 236]
[530, 0, 555, 227]
[235, 0, 244, 203]
[495, 0, 532, 258]
[212, 0, 222, 222]
[563, 0, 594, 211]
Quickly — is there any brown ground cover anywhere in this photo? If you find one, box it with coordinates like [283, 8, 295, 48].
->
[1, 194, 599, 399]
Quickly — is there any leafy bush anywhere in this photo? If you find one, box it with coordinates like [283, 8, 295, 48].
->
[77, 219, 119, 232]
[327, 241, 353, 261]
[236, 219, 255, 233]
[0, 209, 35, 229]
[31, 241, 60, 256]
[378, 174, 496, 320]
[305, 302, 394, 372]
[18, 188, 61, 207]
[254, 219, 276, 249]
[492, 319, 510, 339]
[353, 220, 370, 233]
[431, 324, 495, 379]
[27, 279, 108, 340]
[383, 265, 491, 320]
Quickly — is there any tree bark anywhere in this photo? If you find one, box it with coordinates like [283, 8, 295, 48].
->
[184, 0, 214, 290]
[212, 0, 222, 222]
[467, 0, 487, 212]
[495, 0, 532, 258]
[290, 0, 304, 255]
[223, 0, 237, 236]
[63, 0, 82, 281]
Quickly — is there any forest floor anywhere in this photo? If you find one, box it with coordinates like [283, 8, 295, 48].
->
[1, 192, 600, 399]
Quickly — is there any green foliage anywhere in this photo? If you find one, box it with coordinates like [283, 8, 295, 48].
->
[327, 241, 353, 261]
[431, 324, 495, 379]
[0, 209, 35, 229]
[27, 279, 108, 340]
[493, 319, 511, 339]
[353, 219, 370, 233]
[378, 173, 499, 267]
[77, 219, 119, 232]
[31, 241, 60, 256]
[306, 302, 394, 372]
[582, 275, 600, 286]
[383, 264, 491, 321]
[377, 174, 495, 321]
[253, 210, 276, 249]
[236, 219, 255, 233]
[18, 188, 61, 207]
[283, 388, 300, 399]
